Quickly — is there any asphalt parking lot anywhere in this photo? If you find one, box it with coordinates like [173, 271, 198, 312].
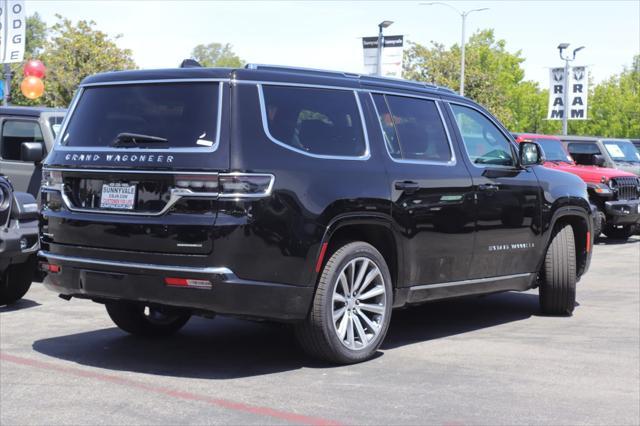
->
[1, 237, 639, 426]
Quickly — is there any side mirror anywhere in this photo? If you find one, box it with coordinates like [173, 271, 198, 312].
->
[519, 142, 545, 166]
[11, 191, 38, 221]
[593, 154, 606, 167]
[20, 142, 44, 163]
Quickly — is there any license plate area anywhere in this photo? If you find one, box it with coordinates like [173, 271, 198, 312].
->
[100, 183, 137, 210]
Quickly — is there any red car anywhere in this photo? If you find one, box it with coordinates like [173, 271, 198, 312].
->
[514, 133, 640, 240]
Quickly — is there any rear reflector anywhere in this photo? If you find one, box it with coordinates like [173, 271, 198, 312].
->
[586, 231, 591, 253]
[40, 262, 61, 273]
[315, 242, 329, 273]
[164, 277, 212, 290]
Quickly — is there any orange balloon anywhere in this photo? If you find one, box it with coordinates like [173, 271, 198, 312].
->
[21, 76, 44, 99]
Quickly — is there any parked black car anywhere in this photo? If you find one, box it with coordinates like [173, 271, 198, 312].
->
[0, 175, 39, 305]
[39, 64, 593, 363]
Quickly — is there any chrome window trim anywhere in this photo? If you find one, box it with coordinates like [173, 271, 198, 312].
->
[53, 82, 224, 154]
[445, 100, 519, 170]
[80, 78, 230, 87]
[256, 84, 371, 161]
[410, 273, 533, 291]
[368, 92, 457, 167]
[39, 250, 235, 277]
[43, 167, 220, 175]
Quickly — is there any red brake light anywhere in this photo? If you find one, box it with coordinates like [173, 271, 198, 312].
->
[164, 277, 212, 289]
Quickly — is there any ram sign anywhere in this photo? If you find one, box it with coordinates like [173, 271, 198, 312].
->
[548, 65, 589, 120]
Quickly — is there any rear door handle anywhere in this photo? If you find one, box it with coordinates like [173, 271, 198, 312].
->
[478, 183, 500, 192]
[395, 181, 420, 193]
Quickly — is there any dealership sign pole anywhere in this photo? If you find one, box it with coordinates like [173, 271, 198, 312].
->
[549, 43, 586, 135]
[0, 0, 26, 106]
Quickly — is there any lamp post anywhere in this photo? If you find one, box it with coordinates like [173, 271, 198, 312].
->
[376, 20, 393, 76]
[420, 2, 488, 96]
[557, 43, 585, 135]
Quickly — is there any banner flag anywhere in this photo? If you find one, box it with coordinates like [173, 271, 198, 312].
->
[548, 66, 588, 120]
[0, 0, 26, 63]
[362, 35, 404, 78]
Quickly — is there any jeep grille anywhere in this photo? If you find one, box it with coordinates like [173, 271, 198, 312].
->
[611, 176, 640, 201]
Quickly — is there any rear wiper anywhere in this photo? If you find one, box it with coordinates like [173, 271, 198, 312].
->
[112, 132, 168, 147]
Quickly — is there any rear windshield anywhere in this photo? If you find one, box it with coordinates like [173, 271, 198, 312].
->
[61, 83, 219, 149]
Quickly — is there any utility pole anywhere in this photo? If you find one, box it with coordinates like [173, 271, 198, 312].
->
[420, 2, 488, 96]
[557, 43, 585, 135]
[376, 21, 393, 76]
[3, 63, 12, 106]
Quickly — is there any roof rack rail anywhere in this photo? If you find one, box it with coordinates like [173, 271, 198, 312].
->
[245, 63, 459, 95]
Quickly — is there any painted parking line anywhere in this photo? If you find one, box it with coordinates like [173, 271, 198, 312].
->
[0, 352, 341, 426]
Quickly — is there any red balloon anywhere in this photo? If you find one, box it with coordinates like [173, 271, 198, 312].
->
[21, 76, 45, 100]
[23, 59, 46, 79]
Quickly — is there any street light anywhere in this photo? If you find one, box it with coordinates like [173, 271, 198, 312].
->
[420, 2, 489, 96]
[376, 20, 394, 76]
[557, 43, 585, 135]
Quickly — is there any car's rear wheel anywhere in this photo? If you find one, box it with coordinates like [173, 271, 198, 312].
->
[105, 302, 191, 337]
[603, 224, 633, 240]
[295, 241, 393, 364]
[0, 256, 35, 306]
[539, 224, 577, 316]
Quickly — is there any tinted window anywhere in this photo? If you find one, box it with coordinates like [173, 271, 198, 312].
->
[262, 85, 366, 157]
[1, 120, 44, 161]
[371, 94, 402, 158]
[373, 94, 452, 162]
[450, 104, 514, 167]
[62, 83, 219, 149]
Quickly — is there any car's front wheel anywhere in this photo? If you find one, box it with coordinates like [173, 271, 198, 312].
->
[539, 224, 577, 315]
[105, 302, 191, 337]
[295, 241, 393, 364]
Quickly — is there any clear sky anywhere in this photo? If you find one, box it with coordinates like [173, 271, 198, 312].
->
[28, 0, 640, 87]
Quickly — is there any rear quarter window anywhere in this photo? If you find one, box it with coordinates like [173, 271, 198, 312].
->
[261, 85, 367, 158]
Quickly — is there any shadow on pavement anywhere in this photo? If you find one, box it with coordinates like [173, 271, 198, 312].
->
[595, 237, 639, 246]
[32, 291, 540, 379]
[0, 298, 41, 313]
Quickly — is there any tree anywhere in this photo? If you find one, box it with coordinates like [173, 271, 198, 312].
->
[404, 29, 542, 132]
[191, 43, 244, 68]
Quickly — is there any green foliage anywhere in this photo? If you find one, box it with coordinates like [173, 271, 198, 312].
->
[9, 14, 136, 107]
[191, 43, 244, 68]
[404, 30, 639, 138]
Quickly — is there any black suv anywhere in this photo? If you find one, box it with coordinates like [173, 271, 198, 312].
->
[39, 65, 593, 363]
[1, 175, 39, 305]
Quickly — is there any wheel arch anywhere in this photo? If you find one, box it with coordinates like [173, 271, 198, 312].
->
[544, 207, 592, 279]
[316, 213, 400, 290]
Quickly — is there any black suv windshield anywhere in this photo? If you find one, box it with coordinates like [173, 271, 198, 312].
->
[603, 140, 640, 163]
[533, 138, 572, 162]
[61, 83, 219, 149]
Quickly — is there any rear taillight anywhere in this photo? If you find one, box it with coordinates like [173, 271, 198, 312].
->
[171, 173, 274, 199]
[218, 174, 274, 198]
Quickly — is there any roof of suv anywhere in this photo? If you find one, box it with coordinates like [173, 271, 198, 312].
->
[0, 106, 66, 117]
[558, 135, 632, 143]
[80, 64, 460, 99]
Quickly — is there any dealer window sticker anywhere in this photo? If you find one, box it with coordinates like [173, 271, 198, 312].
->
[604, 143, 625, 158]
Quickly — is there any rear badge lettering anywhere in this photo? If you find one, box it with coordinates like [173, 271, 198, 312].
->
[64, 153, 174, 164]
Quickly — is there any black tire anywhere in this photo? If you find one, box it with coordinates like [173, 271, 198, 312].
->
[105, 302, 191, 337]
[539, 224, 577, 316]
[294, 241, 393, 364]
[592, 209, 605, 240]
[603, 224, 633, 240]
[0, 256, 35, 306]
